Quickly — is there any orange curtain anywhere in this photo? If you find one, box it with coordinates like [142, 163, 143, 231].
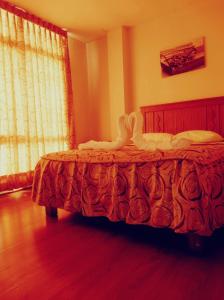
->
[0, 2, 74, 192]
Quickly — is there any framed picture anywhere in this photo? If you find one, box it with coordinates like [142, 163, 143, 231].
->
[160, 37, 205, 76]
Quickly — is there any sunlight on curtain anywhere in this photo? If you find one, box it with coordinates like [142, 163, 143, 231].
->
[0, 7, 73, 192]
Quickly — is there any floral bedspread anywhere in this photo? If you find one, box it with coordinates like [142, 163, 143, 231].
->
[32, 143, 224, 236]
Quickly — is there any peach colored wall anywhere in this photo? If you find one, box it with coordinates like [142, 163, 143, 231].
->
[68, 0, 224, 143]
[128, 0, 224, 110]
[86, 37, 110, 140]
[107, 28, 126, 139]
[122, 27, 133, 114]
[68, 36, 110, 144]
[84, 28, 130, 141]
[68, 37, 89, 144]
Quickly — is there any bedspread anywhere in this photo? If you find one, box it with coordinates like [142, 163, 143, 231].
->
[32, 143, 224, 236]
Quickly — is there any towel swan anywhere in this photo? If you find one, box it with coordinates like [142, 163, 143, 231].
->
[78, 114, 131, 150]
[128, 111, 191, 151]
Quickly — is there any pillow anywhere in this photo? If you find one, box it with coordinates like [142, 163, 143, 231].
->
[143, 132, 173, 143]
[172, 130, 223, 143]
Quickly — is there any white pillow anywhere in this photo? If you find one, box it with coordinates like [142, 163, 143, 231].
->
[173, 130, 223, 143]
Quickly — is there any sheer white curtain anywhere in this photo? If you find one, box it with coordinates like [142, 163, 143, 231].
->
[0, 4, 74, 192]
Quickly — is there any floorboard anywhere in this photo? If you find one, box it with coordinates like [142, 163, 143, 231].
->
[1, 189, 224, 300]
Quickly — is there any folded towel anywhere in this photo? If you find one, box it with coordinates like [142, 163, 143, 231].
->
[78, 114, 131, 150]
[129, 111, 190, 151]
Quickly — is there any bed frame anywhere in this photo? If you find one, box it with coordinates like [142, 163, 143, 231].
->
[141, 96, 224, 251]
[46, 96, 224, 252]
[141, 96, 224, 136]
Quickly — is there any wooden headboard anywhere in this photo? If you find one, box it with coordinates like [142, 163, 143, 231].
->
[141, 96, 224, 136]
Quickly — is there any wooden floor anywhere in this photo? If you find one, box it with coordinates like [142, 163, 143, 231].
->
[1, 190, 224, 300]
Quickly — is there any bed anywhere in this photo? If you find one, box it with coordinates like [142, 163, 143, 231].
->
[32, 96, 224, 250]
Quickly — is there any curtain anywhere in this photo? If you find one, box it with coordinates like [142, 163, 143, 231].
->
[0, 2, 74, 192]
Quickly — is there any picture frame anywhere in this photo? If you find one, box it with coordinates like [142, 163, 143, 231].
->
[160, 37, 205, 76]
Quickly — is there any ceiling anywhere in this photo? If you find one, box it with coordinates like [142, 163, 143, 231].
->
[7, 0, 200, 42]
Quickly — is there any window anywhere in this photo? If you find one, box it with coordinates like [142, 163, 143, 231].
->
[0, 4, 73, 191]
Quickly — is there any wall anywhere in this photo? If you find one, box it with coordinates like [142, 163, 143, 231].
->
[68, 36, 111, 144]
[107, 28, 126, 139]
[86, 37, 110, 140]
[71, 28, 131, 142]
[68, 0, 224, 143]
[68, 37, 89, 144]
[107, 27, 134, 138]
[128, 0, 224, 110]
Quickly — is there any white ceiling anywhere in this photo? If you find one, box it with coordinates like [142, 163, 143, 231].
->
[7, 0, 204, 41]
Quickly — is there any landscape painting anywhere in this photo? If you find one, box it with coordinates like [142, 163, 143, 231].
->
[160, 37, 205, 76]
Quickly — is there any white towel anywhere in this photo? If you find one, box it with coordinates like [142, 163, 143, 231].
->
[129, 111, 193, 151]
[78, 114, 131, 150]
[128, 111, 158, 151]
[128, 111, 191, 151]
